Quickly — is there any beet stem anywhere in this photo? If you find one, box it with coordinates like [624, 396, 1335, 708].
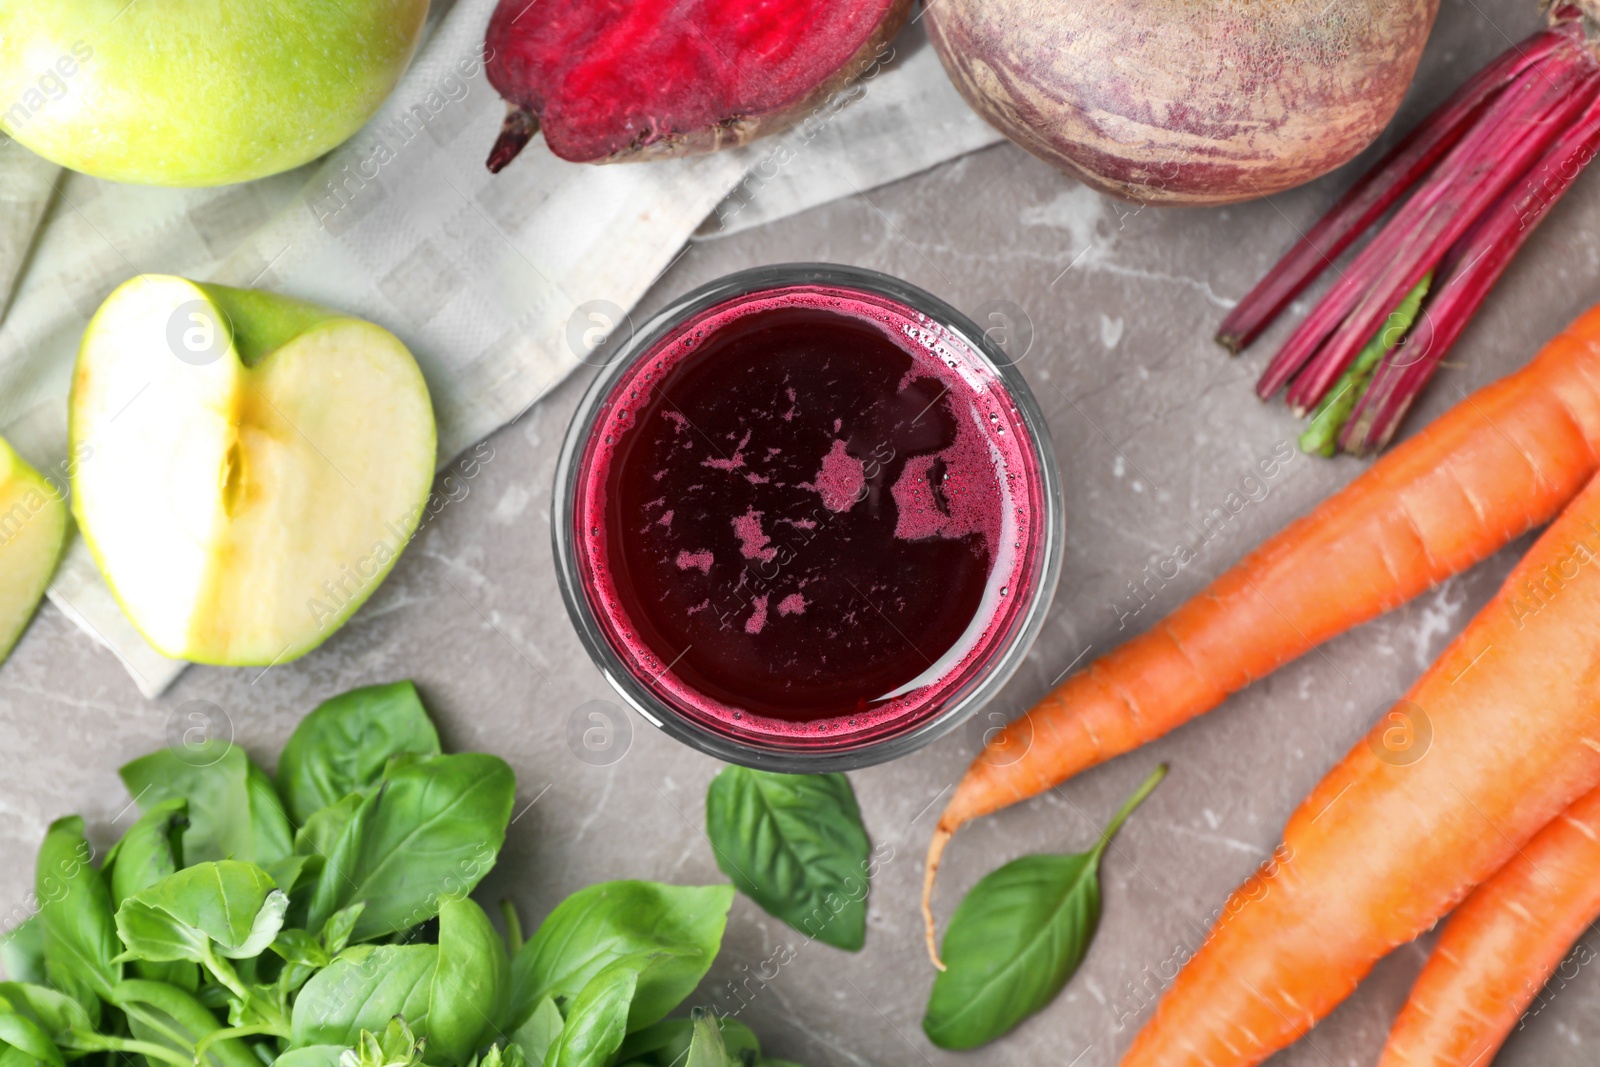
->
[1217, 28, 1566, 355]
[1257, 57, 1576, 402]
[1298, 273, 1433, 456]
[1341, 75, 1600, 453]
[1279, 55, 1594, 411]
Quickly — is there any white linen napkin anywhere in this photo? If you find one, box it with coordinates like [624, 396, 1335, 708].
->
[0, 143, 59, 320]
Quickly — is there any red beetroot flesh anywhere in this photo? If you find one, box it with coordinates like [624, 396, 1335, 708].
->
[484, 0, 909, 169]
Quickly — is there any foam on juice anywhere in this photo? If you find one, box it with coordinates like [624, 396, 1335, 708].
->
[575, 284, 1043, 749]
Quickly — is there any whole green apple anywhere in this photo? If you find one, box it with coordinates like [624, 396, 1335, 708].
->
[72, 276, 438, 665]
[0, 0, 429, 186]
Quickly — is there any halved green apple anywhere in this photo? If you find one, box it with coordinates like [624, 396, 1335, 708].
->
[71, 276, 437, 666]
[0, 436, 68, 664]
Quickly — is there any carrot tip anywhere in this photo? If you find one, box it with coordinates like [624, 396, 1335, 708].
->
[923, 826, 954, 970]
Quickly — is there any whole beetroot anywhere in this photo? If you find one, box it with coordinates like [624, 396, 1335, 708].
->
[926, 0, 1439, 206]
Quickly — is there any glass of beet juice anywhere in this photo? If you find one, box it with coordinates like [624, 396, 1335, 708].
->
[553, 265, 1062, 770]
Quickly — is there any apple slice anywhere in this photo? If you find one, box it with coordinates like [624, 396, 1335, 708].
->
[0, 436, 68, 664]
[71, 276, 437, 666]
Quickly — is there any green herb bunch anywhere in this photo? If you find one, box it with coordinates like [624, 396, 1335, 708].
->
[0, 682, 796, 1067]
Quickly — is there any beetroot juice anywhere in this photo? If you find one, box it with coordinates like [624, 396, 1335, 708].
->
[557, 266, 1061, 767]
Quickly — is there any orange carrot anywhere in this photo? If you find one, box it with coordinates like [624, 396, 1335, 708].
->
[924, 307, 1600, 961]
[1379, 783, 1600, 1067]
[1118, 463, 1600, 1067]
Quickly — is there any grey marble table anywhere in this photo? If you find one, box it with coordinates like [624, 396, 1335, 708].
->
[3, 0, 1595, 1063]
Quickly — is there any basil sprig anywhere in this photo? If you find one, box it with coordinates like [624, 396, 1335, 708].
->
[923, 765, 1167, 1049]
[2, 680, 810, 1067]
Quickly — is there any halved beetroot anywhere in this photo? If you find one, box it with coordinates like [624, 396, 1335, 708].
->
[484, 0, 911, 170]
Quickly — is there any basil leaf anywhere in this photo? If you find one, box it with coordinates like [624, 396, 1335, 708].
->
[102, 799, 200, 991]
[923, 853, 1099, 1049]
[0, 920, 44, 985]
[289, 945, 436, 1048]
[922, 765, 1166, 1049]
[270, 927, 332, 998]
[710, 1018, 761, 1062]
[543, 956, 639, 1067]
[344, 1017, 423, 1067]
[277, 682, 441, 824]
[0, 1011, 63, 1067]
[267, 854, 325, 945]
[617, 1015, 760, 1067]
[428, 898, 509, 1064]
[114, 861, 287, 962]
[266, 854, 318, 894]
[480, 1043, 525, 1067]
[120, 745, 292, 866]
[270, 929, 330, 969]
[295, 795, 362, 861]
[246, 763, 295, 863]
[320, 904, 365, 958]
[106, 799, 188, 906]
[35, 816, 120, 1002]
[0, 982, 92, 1042]
[610, 1018, 690, 1065]
[306, 754, 515, 941]
[111, 978, 261, 1067]
[273, 1046, 349, 1067]
[684, 1009, 728, 1067]
[275, 971, 327, 1013]
[507, 996, 561, 1066]
[508, 882, 732, 1032]
[705, 769, 871, 951]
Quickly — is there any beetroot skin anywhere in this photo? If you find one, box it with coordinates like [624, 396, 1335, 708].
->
[484, 0, 912, 170]
[926, 0, 1439, 206]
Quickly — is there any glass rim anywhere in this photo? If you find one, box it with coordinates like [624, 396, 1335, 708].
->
[551, 262, 1064, 772]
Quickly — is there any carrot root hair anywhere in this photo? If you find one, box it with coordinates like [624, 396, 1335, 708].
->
[923, 826, 953, 970]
